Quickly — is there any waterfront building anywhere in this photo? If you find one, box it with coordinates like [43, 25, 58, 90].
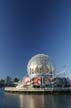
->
[16, 54, 70, 89]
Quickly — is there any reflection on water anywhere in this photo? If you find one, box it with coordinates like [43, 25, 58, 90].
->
[44, 95, 71, 108]
[19, 94, 44, 108]
[19, 94, 71, 108]
[4, 92, 20, 108]
[0, 89, 71, 108]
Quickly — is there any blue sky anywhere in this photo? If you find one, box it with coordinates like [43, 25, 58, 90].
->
[0, 0, 71, 79]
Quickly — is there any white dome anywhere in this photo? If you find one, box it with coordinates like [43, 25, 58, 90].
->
[27, 54, 54, 76]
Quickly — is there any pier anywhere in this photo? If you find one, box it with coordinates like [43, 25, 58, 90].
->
[4, 87, 71, 94]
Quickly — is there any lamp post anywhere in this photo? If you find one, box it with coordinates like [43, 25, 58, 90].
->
[63, 65, 67, 78]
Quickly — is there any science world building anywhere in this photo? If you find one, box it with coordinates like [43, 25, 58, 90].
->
[16, 54, 70, 89]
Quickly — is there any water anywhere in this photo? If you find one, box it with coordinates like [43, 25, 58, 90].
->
[0, 89, 71, 108]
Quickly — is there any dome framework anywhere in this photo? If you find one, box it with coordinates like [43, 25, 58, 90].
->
[26, 54, 55, 87]
[27, 54, 55, 77]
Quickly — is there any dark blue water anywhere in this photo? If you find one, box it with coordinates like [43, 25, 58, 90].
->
[0, 88, 71, 108]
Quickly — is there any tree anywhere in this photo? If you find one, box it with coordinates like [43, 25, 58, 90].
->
[14, 77, 19, 82]
[0, 79, 5, 87]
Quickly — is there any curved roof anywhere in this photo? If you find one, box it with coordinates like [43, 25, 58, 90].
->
[27, 54, 54, 77]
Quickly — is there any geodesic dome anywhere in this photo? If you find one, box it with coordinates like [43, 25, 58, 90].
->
[27, 54, 54, 77]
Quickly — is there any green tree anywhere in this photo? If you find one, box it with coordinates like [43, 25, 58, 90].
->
[14, 77, 19, 82]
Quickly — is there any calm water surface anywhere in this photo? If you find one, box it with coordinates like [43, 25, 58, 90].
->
[0, 88, 71, 108]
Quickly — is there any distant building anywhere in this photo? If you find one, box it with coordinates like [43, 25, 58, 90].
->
[5, 76, 14, 86]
